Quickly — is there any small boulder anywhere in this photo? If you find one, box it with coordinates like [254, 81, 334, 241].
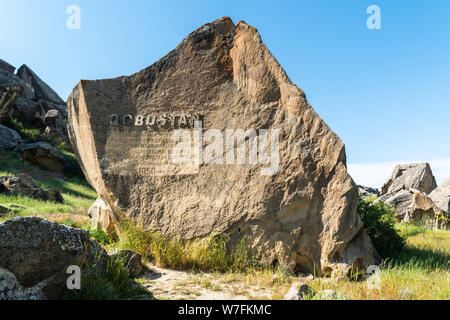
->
[44, 109, 68, 142]
[0, 217, 109, 299]
[15, 141, 66, 173]
[109, 249, 143, 277]
[0, 267, 45, 300]
[283, 282, 315, 300]
[0, 124, 22, 150]
[0, 174, 63, 203]
[88, 197, 117, 235]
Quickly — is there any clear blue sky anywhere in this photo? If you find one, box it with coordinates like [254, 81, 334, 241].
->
[1, 0, 449, 186]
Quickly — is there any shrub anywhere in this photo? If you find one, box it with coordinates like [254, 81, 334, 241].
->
[89, 227, 114, 246]
[357, 198, 406, 259]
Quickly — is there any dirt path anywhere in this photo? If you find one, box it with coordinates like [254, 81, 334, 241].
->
[137, 264, 276, 300]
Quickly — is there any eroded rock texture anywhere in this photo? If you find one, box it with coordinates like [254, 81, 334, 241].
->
[381, 163, 437, 196]
[67, 17, 379, 275]
[0, 217, 108, 299]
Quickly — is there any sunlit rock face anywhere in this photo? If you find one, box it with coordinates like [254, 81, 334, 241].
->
[67, 17, 379, 275]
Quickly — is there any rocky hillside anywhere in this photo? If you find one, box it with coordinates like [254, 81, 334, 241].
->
[0, 58, 88, 214]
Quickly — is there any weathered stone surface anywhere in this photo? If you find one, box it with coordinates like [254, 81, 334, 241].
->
[283, 282, 315, 300]
[357, 185, 380, 198]
[11, 97, 39, 124]
[381, 163, 437, 196]
[0, 124, 22, 150]
[429, 178, 450, 214]
[15, 141, 66, 173]
[378, 188, 445, 228]
[44, 109, 68, 142]
[88, 196, 116, 235]
[0, 59, 15, 74]
[109, 249, 143, 277]
[0, 267, 46, 300]
[0, 174, 64, 203]
[0, 69, 34, 101]
[0, 81, 22, 124]
[67, 17, 380, 275]
[16, 65, 65, 105]
[0, 217, 109, 299]
[40, 100, 68, 119]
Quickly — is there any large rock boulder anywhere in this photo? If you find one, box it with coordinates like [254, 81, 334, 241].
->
[0, 173, 64, 203]
[0, 124, 22, 150]
[16, 65, 65, 105]
[381, 163, 437, 196]
[0, 217, 109, 299]
[15, 141, 67, 173]
[378, 188, 445, 228]
[429, 178, 450, 214]
[67, 17, 380, 275]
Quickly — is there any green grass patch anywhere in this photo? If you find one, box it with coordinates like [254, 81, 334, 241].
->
[64, 254, 153, 300]
[0, 150, 38, 176]
[116, 220, 263, 273]
[0, 151, 97, 222]
[0, 175, 96, 220]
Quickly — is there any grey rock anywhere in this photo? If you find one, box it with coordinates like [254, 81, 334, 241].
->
[0, 124, 22, 150]
[0, 69, 34, 101]
[16, 65, 64, 105]
[283, 282, 315, 300]
[0, 217, 109, 300]
[44, 109, 68, 142]
[0, 59, 15, 74]
[357, 185, 380, 198]
[429, 178, 450, 214]
[381, 163, 437, 196]
[11, 97, 39, 124]
[15, 141, 66, 173]
[39, 100, 68, 119]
